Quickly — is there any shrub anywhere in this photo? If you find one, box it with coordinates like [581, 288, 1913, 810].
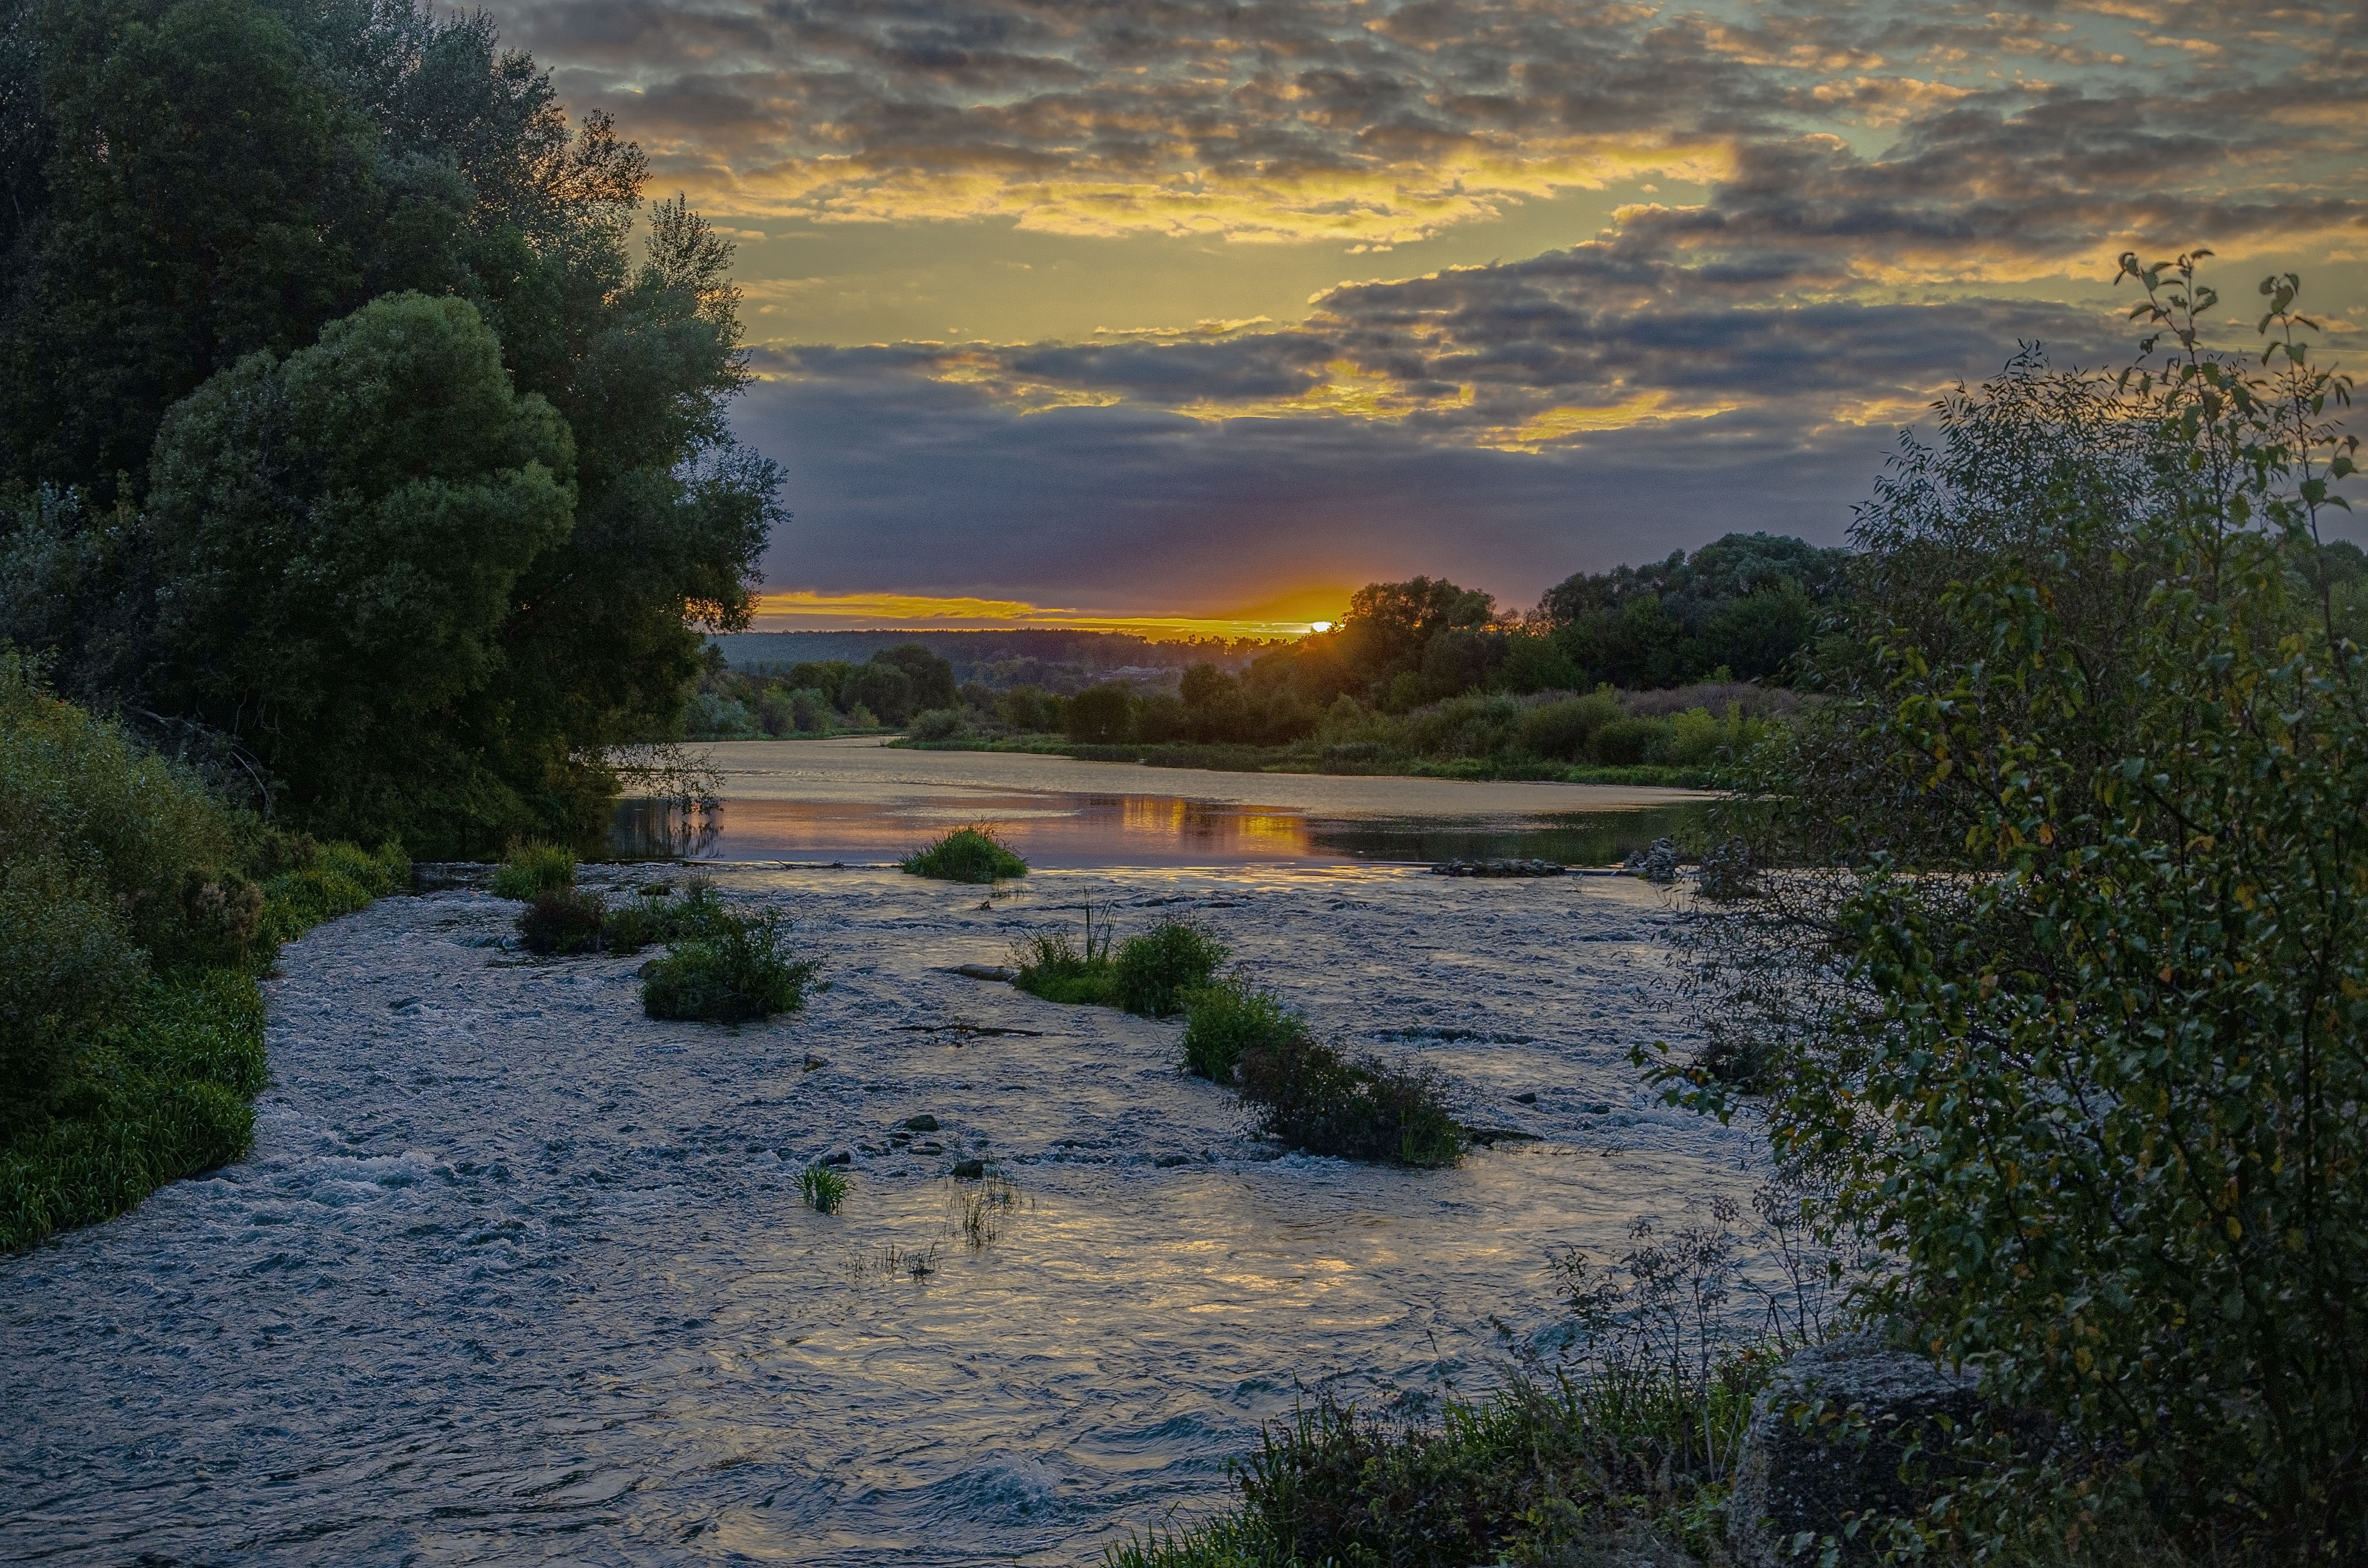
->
[641, 907, 817, 1022]
[1517, 690, 1622, 760]
[517, 888, 604, 954]
[1113, 918, 1228, 1018]
[1065, 682, 1135, 743]
[900, 825, 1027, 883]
[788, 687, 830, 732]
[490, 840, 574, 900]
[1588, 715, 1665, 765]
[798, 1163, 846, 1213]
[1237, 1031, 1462, 1166]
[1181, 972, 1306, 1083]
[907, 706, 965, 742]
[256, 839, 408, 942]
[1660, 706, 1726, 766]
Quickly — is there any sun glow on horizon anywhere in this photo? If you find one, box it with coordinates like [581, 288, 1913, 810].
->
[744, 588, 1346, 640]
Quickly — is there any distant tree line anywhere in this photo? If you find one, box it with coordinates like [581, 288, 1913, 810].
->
[0, 0, 777, 853]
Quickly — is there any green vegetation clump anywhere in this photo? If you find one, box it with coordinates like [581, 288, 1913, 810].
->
[1010, 927, 1119, 1007]
[1, 657, 401, 1252]
[685, 641, 957, 738]
[1180, 974, 1307, 1083]
[490, 841, 575, 900]
[516, 889, 605, 955]
[797, 1163, 846, 1213]
[641, 907, 817, 1022]
[1113, 919, 1229, 1018]
[900, 825, 1027, 883]
[1237, 1031, 1462, 1167]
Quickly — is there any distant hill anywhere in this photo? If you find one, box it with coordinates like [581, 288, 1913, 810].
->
[711, 629, 1255, 672]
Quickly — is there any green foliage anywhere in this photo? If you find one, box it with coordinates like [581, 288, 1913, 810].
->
[1010, 923, 1120, 1008]
[1535, 531, 1849, 688]
[1181, 973, 1306, 1083]
[516, 888, 604, 955]
[1236, 1031, 1462, 1167]
[1668, 261, 2367, 1554]
[1065, 681, 1136, 743]
[490, 840, 576, 900]
[640, 906, 816, 1022]
[900, 825, 1027, 883]
[1108, 1359, 1773, 1568]
[684, 643, 956, 738]
[798, 1163, 847, 1213]
[1113, 918, 1229, 1018]
[0, 663, 404, 1250]
[1, 0, 780, 851]
[1516, 690, 1623, 761]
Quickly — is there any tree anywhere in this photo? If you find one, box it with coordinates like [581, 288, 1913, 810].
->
[145, 293, 573, 836]
[1670, 261, 2365, 1555]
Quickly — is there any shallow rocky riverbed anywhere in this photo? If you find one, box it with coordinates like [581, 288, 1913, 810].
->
[1, 861, 1765, 1565]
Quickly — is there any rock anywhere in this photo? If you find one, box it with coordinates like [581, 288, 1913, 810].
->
[954, 963, 1013, 981]
[1512, 1090, 1539, 1104]
[1728, 1334, 1986, 1567]
[1430, 858, 1568, 879]
[916, 1141, 943, 1155]
[817, 1149, 853, 1168]
[1622, 837, 1682, 883]
[904, 1114, 940, 1132]
[1152, 1153, 1192, 1168]
[800, 1055, 828, 1072]
[950, 1158, 986, 1180]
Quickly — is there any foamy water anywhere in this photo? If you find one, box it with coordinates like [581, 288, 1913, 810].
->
[0, 861, 1763, 1565]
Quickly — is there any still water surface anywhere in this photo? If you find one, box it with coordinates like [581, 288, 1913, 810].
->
[617, 738, 1714, 867]
[1, 748, 1754, 1566]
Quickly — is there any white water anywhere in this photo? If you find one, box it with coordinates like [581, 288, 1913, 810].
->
[1, 858, 1764, 1565]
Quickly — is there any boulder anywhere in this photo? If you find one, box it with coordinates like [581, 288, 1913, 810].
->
[904, 1114, 941, 1132]
[1728, 1334, 1982, 1566]
[950, 1158, 986, 1180]
[1622, 838, 1682, 882]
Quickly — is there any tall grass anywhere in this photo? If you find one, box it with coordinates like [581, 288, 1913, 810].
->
[1114, 918, 1228, 1018]
[1011, 908, 1117, 1006]
[900, 824, 1028, 883]
[798, 1163, 847, 1212]
[489, 840, 575, 900]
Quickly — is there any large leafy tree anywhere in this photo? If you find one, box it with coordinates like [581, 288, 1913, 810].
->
[0, 0, 777, 851]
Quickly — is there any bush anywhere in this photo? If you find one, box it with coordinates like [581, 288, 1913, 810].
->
[907, 706, 965, 742]
[1517, 690, 1622, 760]
[901, 825, 1027, 883]
[1113, 917, 1229, 1018]
[1010, 925, 1118, 1007]
[1181, 972, 1305, 1083]
[641, 907, 817, 1022]
[256, 839, 408, 942]
[1588, 714, 1665, 765]
[490, 840, 574, 900]
[1237, 1031, 1462, 1166]
[1666, 268, 2368, 1553]
[517, 888, 604, 954]
[1065, 682, 1135, 743]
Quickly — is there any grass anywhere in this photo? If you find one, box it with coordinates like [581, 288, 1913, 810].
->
[798, 1163, 847, 1212]
[900, 824, 1028, 883]
[641, 906, 818, 1022]
[1181, 973, 1307, 1084]
[516, 888, 605, 954]
[950, 1164, 1027, 1248]
[1237, 1030, 1464, 1167]
[490, 840, 575, 900]
[1011, 912, 1229, 1018]
[1106, 1355, 1778, 1568]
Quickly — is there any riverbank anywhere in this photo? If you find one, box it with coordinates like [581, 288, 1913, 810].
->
[0, 859, 1764, 1564]
[889, 733, 1716, 788]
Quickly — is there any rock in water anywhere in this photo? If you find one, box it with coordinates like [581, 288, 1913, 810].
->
[1621, 837, 1681, 882]
[1728, 1334, 1983, 1566]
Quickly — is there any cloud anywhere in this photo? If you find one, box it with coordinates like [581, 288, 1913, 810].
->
[484, 0, 2365, 252]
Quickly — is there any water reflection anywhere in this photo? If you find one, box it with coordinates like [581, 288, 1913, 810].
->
[610, 791, 1710, 869]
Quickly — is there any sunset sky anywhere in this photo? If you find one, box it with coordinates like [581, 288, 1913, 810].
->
[482, 0, 2365, 633]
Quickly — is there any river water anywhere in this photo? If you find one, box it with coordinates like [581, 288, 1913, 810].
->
[1, 750, 1761, 1566]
